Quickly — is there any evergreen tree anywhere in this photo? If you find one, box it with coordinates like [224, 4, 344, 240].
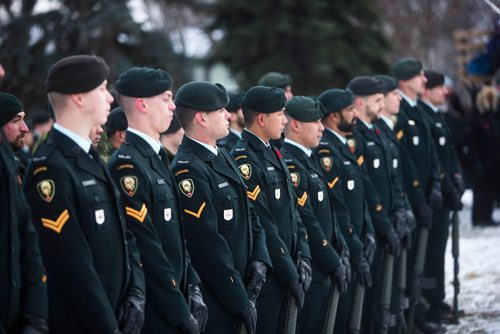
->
[206, 0, 391, 94]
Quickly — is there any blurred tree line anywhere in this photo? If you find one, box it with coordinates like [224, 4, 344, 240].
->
[0, 0, 494, 115]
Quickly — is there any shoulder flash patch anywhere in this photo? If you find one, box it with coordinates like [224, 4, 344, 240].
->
[117, 163, 134, 170]
[33, 166, 48, 176]
[174, 169, 189, 176]
[318, 149, 330, 154]
[179, 179, 195, 198]
[234, 155, 247, 161]
[37, 180, 55, 203]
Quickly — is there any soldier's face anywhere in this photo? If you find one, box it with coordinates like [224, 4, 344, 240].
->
[146, 90, 175, 133]
[383, 89, 402, 115]
[299, 119, 324, 148]
[426, 85, 448, 106]
[338, 105, 356, 132]
[264, 109, 287, 140]
[364, 93, 385, 121]
[204, 108, 231, 140]
[407, 71, 427, 96]
[2, 111, 29, 151]
[84, 80, 114, 126]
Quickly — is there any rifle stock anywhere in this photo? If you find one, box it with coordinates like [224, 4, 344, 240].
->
[451, 211, 460, 324]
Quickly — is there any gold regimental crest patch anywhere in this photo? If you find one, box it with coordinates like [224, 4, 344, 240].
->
[238, 164, 252, 180]
[37, 179, 55, 203]
[121, 176, 138, 197]
[179, 179, 194, 198]
[320, 157, 333, 172]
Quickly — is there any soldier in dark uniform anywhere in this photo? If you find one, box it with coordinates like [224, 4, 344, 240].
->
[315, 88, 373, 333]
[217, 92, 244, 151]
[392, 58, 444, 334]
[347, 77, 402, 333]
[160, 116, 184, 160]
[171, 81, 271, 334]
[108, 67, 207, 333]
[419, 70, 464, 324]
[99, 106, 128, 162]
[231, 86, 311, 334]
[281, 96, 348, 333]
[0, 92, 30, 181]
[23, 55, 146, 334]
[0, 128, 48, 332]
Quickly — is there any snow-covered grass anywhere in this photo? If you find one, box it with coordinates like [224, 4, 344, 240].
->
[444, 190, 500, 334]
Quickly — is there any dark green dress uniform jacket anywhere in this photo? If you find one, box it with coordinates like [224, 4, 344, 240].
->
[418, 102, 463, 206]
[282, 142, 343, 281]
[350, 122, 395, 237]
[314, 129, 374, 258]
[171, 136, 271, 324]
[394, 99, 441, 202]
[108, 131, 200, 333]
[217, 130, 240, 152]
[23, 129, 145, 334]
[0, 134, 47, 333]
[231, 130, 311, 294]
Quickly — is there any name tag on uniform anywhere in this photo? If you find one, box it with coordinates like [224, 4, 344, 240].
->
[366, 141, 375, 146]
[436, 123, 443, 128]
[439, 137, 446, 146]
[224, 209, 233, 221]
[347, 180, 355, 190]
[95, 209, 105, 225]
[393, 159, 398, 169]
[310, 173, 319, 179]
[164, 208, 172, 222]
[82, 179, 97, 187]
[218, 182, 229, 188]
[343, 161, 351, 165]
[157, 179, 166, 185]
[318, 191, 324, 202]
[275, 189, 281, 199]
[267, 166, 275, 171]
[413, 136, 419, 146]
[373, 158, 380, 169]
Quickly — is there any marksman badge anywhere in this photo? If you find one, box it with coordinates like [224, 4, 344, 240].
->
[290, 172, 300, 187]
[179, 179, 194, 198]
[37, 179, 55, 203]
[347, 138, 356, 153]
[320, 157, 333, 172]
[238, 164, 252, 180]
[120, 176, 138, 197]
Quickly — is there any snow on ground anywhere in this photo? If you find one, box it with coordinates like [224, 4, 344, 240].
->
[444, 190, 500, 334]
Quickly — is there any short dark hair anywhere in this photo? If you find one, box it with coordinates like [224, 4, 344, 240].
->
[242, 106, 259, 127]
[174, 105, 198, 132]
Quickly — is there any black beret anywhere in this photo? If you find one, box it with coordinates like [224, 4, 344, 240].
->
[424, 70, 445, 89]
[175, 81, 229, 112]
[347, 76, 385, 96]
[46, 55, 109, 94]
[105, 106, 128, 133]
[31, 112, 53, 126]
[226, 92, 244, 112]
[242, 86, 286, 113]
[285, 96, 325, 122]
[115, 67, 173, 97]
[318, 88, 354, 115]
[373, 75, 398, 94]
[257, 72, 292, 88]
[392, 57, 423, 81]
[0, 92, 23, 127]
[162, 115, 182, 135]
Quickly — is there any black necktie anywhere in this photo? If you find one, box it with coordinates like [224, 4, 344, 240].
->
[158, 147, 171, 169]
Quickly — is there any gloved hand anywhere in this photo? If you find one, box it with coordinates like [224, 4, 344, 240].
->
[416, 203, 433, 229]
[383, 228, 401, 257]
[392, 208, 408, 239]
[297, 258, 312, 292]
[21, 314, 49, 334]
[241, 301, 257, 334]
[428, 181, 443, 212]
[331, 262, 348, 294]
[118, 287, 145, 334]
[405, 208, 417, 231]
[189, 285, 207, 332]
[362, 233, 376, 263]
[452, 173, 465, 197]
[245, 260, 268, 302]
[288, 280, 305, 309]
[352, 253, 372, 288]
[448, 190, 464, 211]
[178, 314, 199, 334]
[340, 244, 352, 284]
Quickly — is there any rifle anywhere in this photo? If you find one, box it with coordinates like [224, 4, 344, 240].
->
[407, 227, 429, 334]
[451, 211, 460, 324]
[349, 250, 375, 334]
[380, 254, 396, 334]
[321, 285, 340, 334]
[396, 249, 408, 333]
[283, 251, 302, 334]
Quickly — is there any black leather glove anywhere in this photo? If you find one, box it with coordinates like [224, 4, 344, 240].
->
[452, 173, 465, 197]
[382, 228, 401, 257]
[245, 260, 268, 302]
[178, 314, 199, 334]
[405, 208, 417, 231]
[331, 262, 348, 294]
[392, 208, 408, 240]
[362, 233, 376, 263]
[352, 253, 372, 288]
[241, 301, 257, 334]
[428, 181, 443, 212]
[21, 314, 49, 334]
[288, 280, 305, 309]
[297, 258, 312, 292]
[416, 203, 433, 229]
[189, 285, 207, 332]
[118, 287, 145, 334]
[449, 190, 464, 211]
[340, 244, 352, 284]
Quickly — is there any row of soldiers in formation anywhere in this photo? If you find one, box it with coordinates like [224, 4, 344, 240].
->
[0, 53, 463, 334]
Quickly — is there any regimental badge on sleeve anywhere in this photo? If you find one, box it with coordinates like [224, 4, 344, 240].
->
[179, 179, 194, 198]
[120, 176, 138, 197]
[37, 179, 55, 203]
[320, 156, 333, 172]
[290, 172, 300, 187]
[238, 164, 252, 180]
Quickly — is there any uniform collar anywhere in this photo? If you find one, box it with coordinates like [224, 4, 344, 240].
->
[243, 128, 270, 147]
[358, 118, 373, 130]
[128, 127, 162, 154]
[186, 135, 218, 155]
[398, 90, 418, 107]
[53, 123, 91, 153]
[379, 115, 394, 130]
[229, 128, 242, 138]
[326, 127, 347, 145]
[284, 138, 312, 157]
[420, 99, 439, 113]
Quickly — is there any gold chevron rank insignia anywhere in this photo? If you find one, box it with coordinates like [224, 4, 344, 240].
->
[357, 155, 364, 166]
[328, 176, 339, 189]
[184, 202, 206, 219]
[126, 204, 148, 223]
[297, 192, 308, 207]
[396, 130, 404, 140]
[41, 209, 69, 234]
[247, 185, 261, 201]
